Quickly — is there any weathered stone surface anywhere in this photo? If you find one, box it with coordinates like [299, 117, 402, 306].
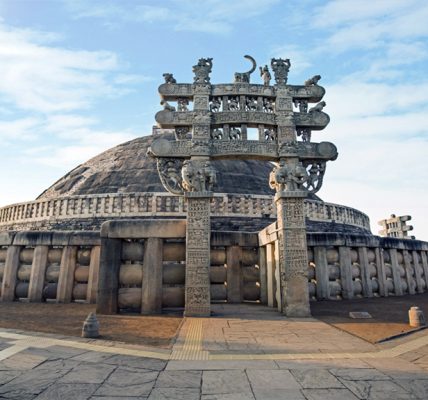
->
[38, 134, 276, 200]
[155, 370, 202, 388]
[59, 363, 115, 383]
[290, 369, 344, 389]
[94, 366, 158, 397]
[202, 370, 252, 395]
[34, 383, 99, 400]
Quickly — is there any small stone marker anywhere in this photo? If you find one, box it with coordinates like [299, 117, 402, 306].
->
[82, 312, 100, 338]
[349, 311, 372, 319]
[409, 306, 426, 328]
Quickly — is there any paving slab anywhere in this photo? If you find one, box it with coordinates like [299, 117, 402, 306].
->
[147, 387, 200, 399]
[246, 369, 300, 390]
[253, 388, 306, 400]
[58, 362, 116, 383]
[34, 383, 99, 399]
[202, 370, 252, 395]
[290, 368, 344, 389]
[395, 379, 428, 399]
[93, 366, 158, 397]
[302, 388, 359, 399]
[155, 370, 202, 388]
[339, 379, 417, 399]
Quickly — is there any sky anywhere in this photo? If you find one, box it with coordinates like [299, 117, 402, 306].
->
[0, 0, 427, 239]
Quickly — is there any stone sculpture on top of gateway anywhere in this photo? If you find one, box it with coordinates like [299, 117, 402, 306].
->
[148, 55, 338, 317]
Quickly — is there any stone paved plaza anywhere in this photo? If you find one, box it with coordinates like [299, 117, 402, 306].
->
[0, 305, 427, 399]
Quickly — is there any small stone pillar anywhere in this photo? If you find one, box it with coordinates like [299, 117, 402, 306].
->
[266, 242, 277, 308]
[409, 306, 426, 328]
[184, 192, 212, 317]
[275, 190, 310, 317]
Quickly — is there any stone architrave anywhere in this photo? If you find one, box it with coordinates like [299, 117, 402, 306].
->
[184, 192, 212, 316]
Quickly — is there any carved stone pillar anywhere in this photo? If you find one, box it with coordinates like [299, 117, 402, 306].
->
[184, 192, 212, 317]
[275, 190, 311, 317]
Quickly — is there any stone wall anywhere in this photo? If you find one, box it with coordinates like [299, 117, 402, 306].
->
[259, 223, 428, 306]
[0, 192, 371, 233]
[0, 231, 100, 304]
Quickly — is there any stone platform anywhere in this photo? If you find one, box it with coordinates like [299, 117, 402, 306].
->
[0, 304, 427, 399]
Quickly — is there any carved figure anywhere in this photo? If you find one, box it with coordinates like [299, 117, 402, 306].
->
[271, 58, 291, 85]
[304, 162, 325, 193]
[294, 99, 308, 113]
[181, 160, 216, 192]
[203, 161, 217, 191]
[211, 128, 223, 140]
[163, 73, 176, 84]
[270, 161, 308, 192]
[175, 127, 190, 140]
[264, 128, 277, 141]
[296, 127, 311, 142]
[177, 98, 189, 112]
[160, 100, 176, 112]
[228, 96, 239, 111]
[234, 55, 257, 83]
[229, 127, 241, 140]
[245, 96, 258, 111]
[308, 101, 326, 113]
[210, 97, 221, 113]
[259, 65, 271, 86]
[157, 159, 183, 195]
[304, 75, 321, 86]
[192, 58, 213, 84]
[263, 98, 274, 113]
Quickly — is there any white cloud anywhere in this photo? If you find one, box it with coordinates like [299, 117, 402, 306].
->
[64, 0, 280, 34]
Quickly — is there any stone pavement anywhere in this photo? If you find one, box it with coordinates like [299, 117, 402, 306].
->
[0, 304, 427, 399]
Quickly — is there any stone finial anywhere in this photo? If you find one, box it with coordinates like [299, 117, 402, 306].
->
[409, 306, 426, 328]
[82, 312, 100, 338]
[271, 58, 291, 85]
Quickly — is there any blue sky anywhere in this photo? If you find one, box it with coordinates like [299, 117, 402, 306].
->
[0, 0, 427, 239]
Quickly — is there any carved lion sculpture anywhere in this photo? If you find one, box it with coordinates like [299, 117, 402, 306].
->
[304, 75, 321, 86]
[308, 101, 326, 113]
[160, 100, 176, 112]
[163, 73, 177, 84]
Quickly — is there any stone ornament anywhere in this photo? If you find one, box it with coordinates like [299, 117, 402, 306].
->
[304, 75, 321, 86]
[269, 161, 309, 192]
[157, 158, 184, 195]
[181, 160, 217, 192]
[192, 58, 213, 84]
[234, 55, 257, 83]
[271, 58, 291, 85]
[82, 312, 99, 338]
[163, 73, 176, 84]
[259, 65, 271, 86]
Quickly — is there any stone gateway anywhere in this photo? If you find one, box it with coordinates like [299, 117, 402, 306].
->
[0, 56, 427, 317]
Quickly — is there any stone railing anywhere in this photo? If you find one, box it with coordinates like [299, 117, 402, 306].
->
[259, 223, 428, 305]
[97, 219, 261, 314]
[0, 192, 370, 231]
[0, 231, 100, 304]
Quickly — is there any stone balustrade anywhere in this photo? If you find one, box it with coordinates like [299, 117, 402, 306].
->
[259, 223, 428, 306]
[1, 221, 428, 312]
[0, 231, 100, 304]
[0, 192, 370, 232]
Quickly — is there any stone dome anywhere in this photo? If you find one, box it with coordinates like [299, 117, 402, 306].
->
[37, 133, 277, 200]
